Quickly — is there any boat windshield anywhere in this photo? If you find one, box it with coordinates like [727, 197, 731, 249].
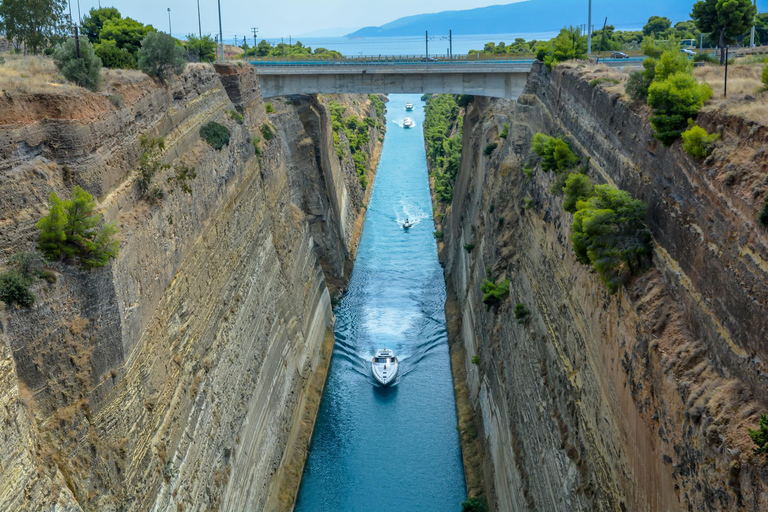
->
[374, 357, 392, 363]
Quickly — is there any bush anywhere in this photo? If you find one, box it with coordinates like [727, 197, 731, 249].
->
[625, 70, 653, 102]
[562, 173, 594, 213]
[200, 122, 230, 149]
[424, 95, 463, 204]
[514, 303, 531, 325]
[481, 269, 510, 310]
[36, 187, 119, 268]
[648, 72, 712, 146]
[461, 496, 488, 512]
[368, 93, 385, 118]
[589, 77, 619, 87]
[167, 164, 197, 194]
[265, 102, 275, 113]
[463, 243, 475, 253]
[137, 135, 169, 195]
[260, 123, 275, 141]
[95, 39, 137, 69]
[53, 37, 103, 91]
[759, 195, 768, 226]
[229, 110, 244, 124]
[531, 133, 578, 172]
[571, 185, 651, 293]
[749, 413, 768, 455]
[681, 123, 720, 158]
[763, 65, 768, 89]
[138, 31, 185, 81]
[471, 355, 481, 365]
[694, 52, 718, 64]
[433, 230, 444, 240]
[654, 50, 692, 82]
[0, 271, 35, 307]
[483, 142, 498, 156]
[500, 123, 509, 139]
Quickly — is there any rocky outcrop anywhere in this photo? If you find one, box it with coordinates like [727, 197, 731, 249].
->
[436, 63, 768, 511]
[0, 63, 382, 510]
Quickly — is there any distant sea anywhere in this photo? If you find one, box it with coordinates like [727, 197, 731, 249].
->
[261, 31, 562, 57]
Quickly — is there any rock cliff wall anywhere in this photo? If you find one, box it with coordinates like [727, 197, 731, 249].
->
[0, 63, 383, 510]
[436, 63, 768, 511]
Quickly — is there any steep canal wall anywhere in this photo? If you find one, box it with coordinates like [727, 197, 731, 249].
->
[434, 63, 768, 510]
[0, 63, 383, 510]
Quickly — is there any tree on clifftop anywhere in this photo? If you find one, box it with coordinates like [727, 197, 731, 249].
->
[0, 0, 68, 54]
[138, 31, 185, 82]
[81, 6, 121, 43]
[692, 0, 757, 64]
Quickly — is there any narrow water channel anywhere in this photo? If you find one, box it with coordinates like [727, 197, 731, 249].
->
[295, 94, 466, 511]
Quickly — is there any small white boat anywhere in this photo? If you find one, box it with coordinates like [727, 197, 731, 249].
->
[405, 102, 414, 111]
[402, 218, 413, 230]
[371, 348, 399, 386]
[403, 117, 414, 128]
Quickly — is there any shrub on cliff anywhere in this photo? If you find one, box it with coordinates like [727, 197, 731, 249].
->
[562, 173, 594, 213]
[462, 496, 488, 512]
[531, 133, 578, 172]
[53, 37, 103, 91]
[368, 93, 385, 118]
[483, 142, 498, 156]
[748, 413, 768, 455]
[424, 94, 463, 203]
[481, 268, 510, 310]
[500, 123, 509, 139]
[200, 122, 231, 149]
[138, 31, 185, 82]
[514, 303, 531, 325]
[0, 271, 35, 307]
[625, 71, 653, 102]
[647, 72, 712, 146]
[759, 196, 768, 226]
[571, 184, 651, 293]
[37, 187, 119, 268]
[682, 123, 720, 159]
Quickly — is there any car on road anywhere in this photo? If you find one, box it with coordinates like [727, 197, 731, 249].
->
[420, 57, 437, 62]
[611, 51, 629, 59]
[681, 48, 697, 57]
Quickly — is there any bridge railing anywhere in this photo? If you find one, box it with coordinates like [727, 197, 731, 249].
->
[248, 53, 539, 66]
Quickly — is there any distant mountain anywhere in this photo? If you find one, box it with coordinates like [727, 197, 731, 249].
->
[346, 0, 719, 38]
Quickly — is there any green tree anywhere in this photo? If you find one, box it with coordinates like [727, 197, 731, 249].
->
[654, 49, 693, 81]
[95, 39, 136, 69]
[643, 16, 672, 36]
[571, 185, 651, 293]
[647, 72, 712, 145]
[562, 173, 594, 213]
[184, 33, 217, 62]
[81, 6, 121, 43]
[138, 31, 186, 81]
[542, 26, 587, 70]
[36, 191, 67, 259]
[255, 39, 272, 56]
[53, 37, 103, 91]
[0, 0, 68, 54]
[36, 186, 119, 267]
[681, 123, 720, 158]
[531, 133, 578, 172]
[748, 413, 768, 455]
[99, 16, 154, 57]
[0, 271, 35, 307]
[692, 0, 757, 64]
[461, 497, 488, 512]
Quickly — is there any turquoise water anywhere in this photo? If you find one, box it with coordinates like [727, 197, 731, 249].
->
[295, 94, 466, 512]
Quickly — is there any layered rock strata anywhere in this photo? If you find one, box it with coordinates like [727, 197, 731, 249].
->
[436, 63, 768, 511]
[0, 63, 382, 510]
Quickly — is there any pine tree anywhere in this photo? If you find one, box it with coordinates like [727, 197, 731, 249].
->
[36, 192, 68, 260]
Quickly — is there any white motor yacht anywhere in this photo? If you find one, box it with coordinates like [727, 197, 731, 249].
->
[371, 348, 399, 386]
[405, 102, 414, 111]
[403, 117, 414, 128]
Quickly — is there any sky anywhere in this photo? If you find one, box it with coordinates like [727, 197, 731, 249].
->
[67, 0, 527, 40]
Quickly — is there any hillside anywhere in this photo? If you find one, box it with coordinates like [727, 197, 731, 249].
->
[346, 0, 753, 37]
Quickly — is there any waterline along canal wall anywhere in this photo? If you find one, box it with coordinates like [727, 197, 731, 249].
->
[0, 63, 383, 510]
[431, 62, 768, 511]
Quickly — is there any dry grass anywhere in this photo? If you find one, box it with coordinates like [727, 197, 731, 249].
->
[695, 63, 764, 101]
[0, 54, 76, 94]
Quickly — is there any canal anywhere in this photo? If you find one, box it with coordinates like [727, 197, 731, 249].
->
[295, 94, 466, 511]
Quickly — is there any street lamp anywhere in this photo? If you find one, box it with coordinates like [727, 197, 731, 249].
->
[587, 0, 592, 56]
[217, 0, 224, 60]
[167, 8, 172, 36]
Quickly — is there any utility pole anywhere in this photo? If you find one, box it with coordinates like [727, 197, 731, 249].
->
[750, 0, 757, 47]
[449, 29, 452, 61]
[74, 25, 80, 58]
[587, 0, 592, 56]
[426, 30, 429, 59]
[197, 0, 203, 58]
[167, 8, 172, 36]
[252, 27, 258, 49]
[289, 35, 292, 46]
[700, 32, 703, 53]
[217, 0, 224, 60]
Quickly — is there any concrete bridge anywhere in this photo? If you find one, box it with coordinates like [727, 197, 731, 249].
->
[252, 60, 536, 99]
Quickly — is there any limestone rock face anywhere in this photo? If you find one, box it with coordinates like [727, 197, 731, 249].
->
[438, 64, 768, 511]
[0, 63, 382, 510]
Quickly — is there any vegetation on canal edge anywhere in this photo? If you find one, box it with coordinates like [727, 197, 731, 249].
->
[531, 133, 652, 294]
[200, 122, 231, 149]
[424, 94, 464, 204]
[481, 267, 510, 310]
[328, 98, 383, 190]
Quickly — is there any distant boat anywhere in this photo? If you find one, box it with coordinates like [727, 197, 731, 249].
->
[405, 102, 414, 111]
[372, 348, 399, 386]
[403, 117, 414, 128]
[403, 218, 413, 230]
